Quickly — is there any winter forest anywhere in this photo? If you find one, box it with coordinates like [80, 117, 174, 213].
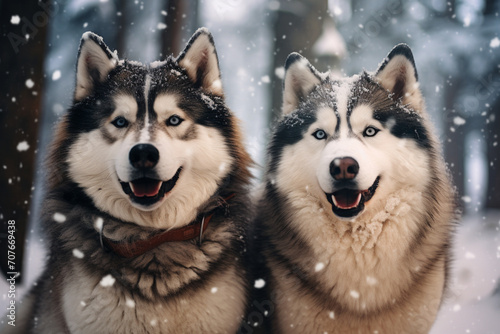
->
[0, 0, 499, 332]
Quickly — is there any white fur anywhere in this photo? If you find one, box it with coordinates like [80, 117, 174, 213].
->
[178, 30, 223, 96]
[282, 56, 321, 115]
[139, 74, 152, 143]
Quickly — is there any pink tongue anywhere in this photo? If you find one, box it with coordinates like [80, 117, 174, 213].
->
[332, 190, 361, 209]
[130, 179, 162, 197]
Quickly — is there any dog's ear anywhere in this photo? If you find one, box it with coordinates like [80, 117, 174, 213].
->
[177, 28, 223, 96]
[375, 44, 423, 109]
[282, 53, 322, 115]
[75, 32, 118, 101]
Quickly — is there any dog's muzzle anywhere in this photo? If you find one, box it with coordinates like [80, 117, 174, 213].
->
[119, 143, 182, 206]
[324, 156, 380, 218]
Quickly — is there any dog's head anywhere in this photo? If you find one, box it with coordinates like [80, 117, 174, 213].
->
[269, 45, 434, 220]
[53, 29, 249, 229]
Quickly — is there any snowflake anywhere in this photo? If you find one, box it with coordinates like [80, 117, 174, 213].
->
[315, 262, 325, 272]
[52, 70, 61, 81]
[72, 249, 84, 259]
[490, 37, 500, 48]
[53, 212, 66, 223]
[254, 279, 266, 289]
[100, 274, 116, 287]
[16, 141, 29, 152]
[25, 79, 34, 89]
[11, 15, 20, 25]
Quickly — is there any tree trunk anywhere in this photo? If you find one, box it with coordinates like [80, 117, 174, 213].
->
[160, 0, 199, 57]
[443, 79, 466, 208]
[269, 0, 328, 122]
[0, 0, 49, 281]
[485, 97, 500, 208]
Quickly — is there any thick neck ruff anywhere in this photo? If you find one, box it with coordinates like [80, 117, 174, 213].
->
[102, 194, 235, 258]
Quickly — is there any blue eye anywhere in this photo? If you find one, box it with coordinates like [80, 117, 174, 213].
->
[363, 126, 379, 137]
[313, 129, 327, 140]
[111, 116, 129, 128]
[167, 115, 183, 126]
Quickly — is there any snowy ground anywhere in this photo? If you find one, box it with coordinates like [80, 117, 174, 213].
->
[430, 210, 500, 334]
[1, 211, 499, 332]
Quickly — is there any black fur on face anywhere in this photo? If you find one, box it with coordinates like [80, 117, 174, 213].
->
[350, 73, 431, 149]
[267, 79, 344, 174]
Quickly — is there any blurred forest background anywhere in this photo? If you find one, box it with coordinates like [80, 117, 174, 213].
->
[1, 0, 499, 332]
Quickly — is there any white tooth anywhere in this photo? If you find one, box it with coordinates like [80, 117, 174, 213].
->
[129, 182, 136, 193]
[332, 195, 338, 207]
[354, 193, 362, 207]
[332, 193, 362, 209]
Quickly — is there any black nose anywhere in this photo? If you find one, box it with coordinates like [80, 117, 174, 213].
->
[129, 144, 159, 169]
[330, 157, 359, 180]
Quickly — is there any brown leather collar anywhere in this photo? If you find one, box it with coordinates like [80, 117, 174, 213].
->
[102, 194, 235, 258]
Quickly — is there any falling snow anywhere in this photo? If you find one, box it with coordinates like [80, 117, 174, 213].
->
[94, 217, 104, 231]
[315, 262, 325, 272]
[490, 37, 500, 48]
[53, 212, 66, 223]
[126, 297, 136, 308]
[72, 249, 84, 259]
[254, 279, 266, 289]
[453, 116, 466, 126]
[1, 2, 498, 333]
[211, 287, 218, 293]
[274, 67, 285, 79]
[25, 79, 34, 89]
[10, 15, 20, 25]
[350, 290, 360, 299]
[100, 274, 116, 287]
[52, 70, 61, 81]
[16, 141, 29, 152]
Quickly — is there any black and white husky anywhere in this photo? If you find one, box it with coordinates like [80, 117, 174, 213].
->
[11, 28, 253, 333]
[254, 45, 456, 333]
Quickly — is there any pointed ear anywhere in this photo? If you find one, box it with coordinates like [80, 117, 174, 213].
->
[177, 28, 223, 96]
[75, 32, 118, 101]
[282, 53, 322, 115]
[375, 44, 423, 109]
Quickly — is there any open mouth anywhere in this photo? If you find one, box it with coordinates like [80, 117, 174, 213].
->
[326, 176, 380, 218]
[120, 167, 182, 206]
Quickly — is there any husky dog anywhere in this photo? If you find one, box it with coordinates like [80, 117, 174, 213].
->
[12, 28, 253, 333]
[254, 45, 456, 333]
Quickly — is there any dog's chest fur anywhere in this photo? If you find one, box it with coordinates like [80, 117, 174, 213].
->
[61, 261, 246, 334]
[261, 187, 447, 334]
[34, 197, 250, 333]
